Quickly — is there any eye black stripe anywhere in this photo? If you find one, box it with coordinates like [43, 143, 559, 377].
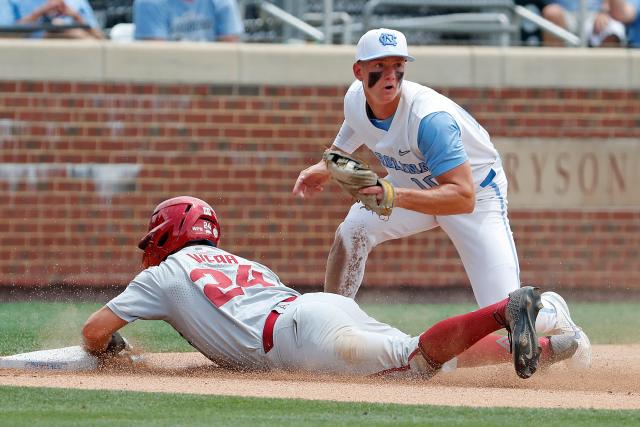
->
[368, 71, 382, 88]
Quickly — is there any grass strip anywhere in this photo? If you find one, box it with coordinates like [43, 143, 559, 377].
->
[0, 386, 638, 427]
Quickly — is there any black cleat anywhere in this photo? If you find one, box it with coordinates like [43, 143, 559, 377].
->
[505, 286, 543, 379]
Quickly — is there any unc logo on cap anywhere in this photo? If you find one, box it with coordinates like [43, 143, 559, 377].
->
[378, 32, 397, 47]
[355, 28, 415, 62]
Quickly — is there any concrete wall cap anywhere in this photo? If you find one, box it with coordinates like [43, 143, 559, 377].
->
[0, 40, 636, 88]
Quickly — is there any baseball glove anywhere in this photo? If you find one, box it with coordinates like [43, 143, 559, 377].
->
[323, 150, 395, 217]
[104, 332, 130, 356]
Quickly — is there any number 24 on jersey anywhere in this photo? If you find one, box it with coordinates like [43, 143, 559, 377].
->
[189, 265, 276, 307]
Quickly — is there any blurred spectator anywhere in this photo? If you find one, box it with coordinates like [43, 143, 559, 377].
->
[133, 0, 244, 42]
[0, 0, 17, 25]
[0, 0, 20, 39]
[517, 1, 547, 45]
[13, 0, 104, 39]
[610, 0, 640, 46]
[542, 0, 626, 46]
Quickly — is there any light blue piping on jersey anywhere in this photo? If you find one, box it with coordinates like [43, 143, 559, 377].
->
[489, 181, 520, 278]
[479, 169, 496, 188]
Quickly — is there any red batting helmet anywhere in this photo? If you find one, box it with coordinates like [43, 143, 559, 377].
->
[138, 196, 221, 268]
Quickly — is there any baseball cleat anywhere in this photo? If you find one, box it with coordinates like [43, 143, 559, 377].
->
[547, 334, 579, 365]
[540, 291, 592, 369]
[505, 286, 543, 379]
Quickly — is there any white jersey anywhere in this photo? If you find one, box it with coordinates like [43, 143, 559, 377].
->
[329, 80, 520, 309]
[107, 245, 299, 369]
[334, 80, 499, 189]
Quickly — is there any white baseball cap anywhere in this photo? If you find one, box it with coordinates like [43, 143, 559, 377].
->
[355, 28, 415, 62]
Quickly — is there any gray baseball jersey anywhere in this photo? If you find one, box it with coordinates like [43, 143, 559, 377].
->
[107, 245, 426, 375]
[107, 245, 299, 369]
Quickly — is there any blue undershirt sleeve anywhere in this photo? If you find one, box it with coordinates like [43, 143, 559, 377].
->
[417, 111, 468, 178]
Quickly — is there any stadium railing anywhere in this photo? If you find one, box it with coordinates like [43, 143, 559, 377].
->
[88, 0, 584, 47]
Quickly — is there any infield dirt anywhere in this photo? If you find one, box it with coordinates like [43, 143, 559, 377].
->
[1, 345, 638, 410]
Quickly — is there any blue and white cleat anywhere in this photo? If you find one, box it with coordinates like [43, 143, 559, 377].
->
[541, 291, 592, 369]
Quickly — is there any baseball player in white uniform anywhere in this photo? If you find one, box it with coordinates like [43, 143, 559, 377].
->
[292, 28, 591, 370]
[82, 196, 578, 378]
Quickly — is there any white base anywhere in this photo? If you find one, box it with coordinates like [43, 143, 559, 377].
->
[0, 345, 99, 371]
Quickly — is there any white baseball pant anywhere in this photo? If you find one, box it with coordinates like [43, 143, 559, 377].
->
[265, 293, 420, 375]
[327, 167, 519, 308]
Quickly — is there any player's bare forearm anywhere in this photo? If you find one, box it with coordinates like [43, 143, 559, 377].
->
[82, 306, 128, 355]
[293, 145, 348, 198]
[395, 161, 475, 215]
[395, 184, 475, 215]
[292, 160, 330, 198]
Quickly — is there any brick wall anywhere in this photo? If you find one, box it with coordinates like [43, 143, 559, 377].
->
[1, 81, 639, 292]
